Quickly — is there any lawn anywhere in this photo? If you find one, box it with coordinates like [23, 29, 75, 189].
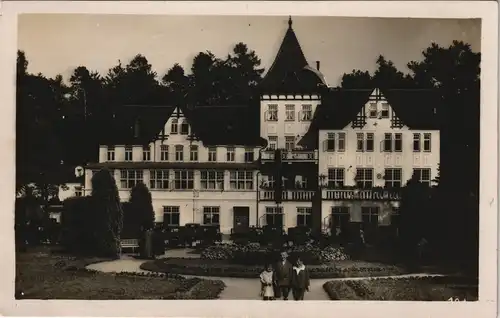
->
[141, 257, 408, 279]
[323, 276, 478, 301]
[16, 246, 225, 300]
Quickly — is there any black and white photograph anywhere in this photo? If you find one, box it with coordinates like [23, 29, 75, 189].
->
[2, 1, 498, 317]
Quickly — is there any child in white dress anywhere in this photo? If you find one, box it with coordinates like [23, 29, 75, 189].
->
[260, 264, 275, 300]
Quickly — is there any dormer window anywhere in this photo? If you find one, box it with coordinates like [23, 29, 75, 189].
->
[369, 103, 377, 118]
[125, 146, 133, 161]
[180, 120, 189, 135]
[171, 118, 178, 134]
[381, 103, 390, 118]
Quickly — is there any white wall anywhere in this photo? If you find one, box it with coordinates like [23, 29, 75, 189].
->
[260, 94, 321, 149]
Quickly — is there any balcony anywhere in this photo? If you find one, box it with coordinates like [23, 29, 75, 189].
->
[259, 189, 316, 201]
[322, 188, 401, 201]
[260, 150, 318, 163]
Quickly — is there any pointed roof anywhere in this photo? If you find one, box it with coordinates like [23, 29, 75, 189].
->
[259, 16, 326, 94]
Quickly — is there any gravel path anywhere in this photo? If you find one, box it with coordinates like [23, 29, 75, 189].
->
[86, 250, 442, 300]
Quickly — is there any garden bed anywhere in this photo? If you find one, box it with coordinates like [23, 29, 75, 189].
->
[16, 246, 225, 300]
[140, 257, 407, 279]
[323, 276, 478, 301]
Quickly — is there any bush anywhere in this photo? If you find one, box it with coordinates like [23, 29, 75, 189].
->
[60, 196, 98, 255]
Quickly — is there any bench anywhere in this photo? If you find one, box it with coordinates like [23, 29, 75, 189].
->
[120, 239, 139, 254]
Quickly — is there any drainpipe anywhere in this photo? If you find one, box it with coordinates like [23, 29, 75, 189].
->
[256, 171, 261, 227]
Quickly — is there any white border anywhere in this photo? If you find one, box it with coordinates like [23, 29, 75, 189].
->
[0, 2, 497, 318]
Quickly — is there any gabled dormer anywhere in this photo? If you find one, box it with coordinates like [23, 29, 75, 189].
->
[159, 107, 194, 141]
[349, 88, 407, 130]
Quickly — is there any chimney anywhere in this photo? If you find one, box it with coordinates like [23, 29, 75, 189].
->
[316, 61, 320, 71]
[134, 119, 140, 138]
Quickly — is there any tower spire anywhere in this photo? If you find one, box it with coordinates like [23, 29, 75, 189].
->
[288, 16, 293, 28]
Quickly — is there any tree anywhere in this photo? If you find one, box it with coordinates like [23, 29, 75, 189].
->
[91, 168, 123, 257]
[162, 63, 190, 106]
[128, 182, 155, 232]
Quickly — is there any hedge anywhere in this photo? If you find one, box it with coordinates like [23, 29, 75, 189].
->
[140, 258, 407, 279]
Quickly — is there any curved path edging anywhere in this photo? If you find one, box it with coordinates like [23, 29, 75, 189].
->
[86, 258, 443, 300]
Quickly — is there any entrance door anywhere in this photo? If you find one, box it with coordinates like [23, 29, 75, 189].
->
[361, 207, 379, 244]
[233, 206, 250, 234]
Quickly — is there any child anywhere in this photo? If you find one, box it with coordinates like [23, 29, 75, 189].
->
[290, 256, 310, 301]
[259, 263, 275, 301]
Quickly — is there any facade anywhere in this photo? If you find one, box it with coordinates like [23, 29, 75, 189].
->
[84, 17, 440, 237]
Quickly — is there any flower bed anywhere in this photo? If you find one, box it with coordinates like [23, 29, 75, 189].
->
[200, 243, 350, 265]
[140, 257, 406, 279]
[323, 276, 478, 301]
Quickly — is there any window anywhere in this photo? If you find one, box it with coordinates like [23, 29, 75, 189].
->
[265, 206, 283, 227]
[264, 175, 275, 189]
[423, 133, 432, 152]
[327, 168, 345, 188]
[244, 148, 254, 162]
[150, 169, 170, 189]
[160, 145, 169, 161]
[285, 104, 295, 121]
[383, 133, 392, 152]
[381, 103, 390, 118]
[190, 145, 198, 161]
[361, 207, 379, 223]
[268, 136, 277, 150]
[338, 133, 346, 152]
[369, 103, 377, 118]
[143, 145, 151, 161]
[180, 120, 189, 135]
[173, 170, 194, 189]
[332, 207, 350, 229]
[171, 118, 178, 134]
[325, 133, 342, 152]
[301, 104, 312, 121]
[107, 146, 115, 161]
[356, 168, 373, 188]
[366, 133, 374, 152]
[120, 169, 143, 189]
[394, 133, 402, 152]
[74, 186, 83, 197]
[229, 170, 253, 190]
[285, 136, 295, 151]
[208, 147, 217, 162]
[226, 147, 235, 162]
[163, 206, 180, 226]
[356, 133, 364, 152]
[413, 133, 421, 152]
[413, 168, 432, 186]
[267, 104, 278, 121]
[125, 146, 133, 161]
[297, 207, 312, 227]
[203, 206, 220, 225]
[296, 176, 308, 189]
[175, 145, 184, 161]
[200, 170, 224, 190]
[384, 168, 402, 188]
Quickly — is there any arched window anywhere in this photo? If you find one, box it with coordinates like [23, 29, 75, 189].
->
[171, 118, 178, 134]
[180, 120, 189, 135]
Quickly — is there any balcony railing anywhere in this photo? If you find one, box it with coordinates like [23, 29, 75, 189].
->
[259, 190, 316, 201]
[322, 189, 401, 201]
[260, 150, 318, 162]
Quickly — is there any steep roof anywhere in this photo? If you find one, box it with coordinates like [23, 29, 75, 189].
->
[299, 88, 441, 148]
[259, 17, 327, 94]
[101, 103, 265, 147]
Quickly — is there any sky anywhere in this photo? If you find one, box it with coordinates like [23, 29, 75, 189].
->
[18, 14, 481, 86]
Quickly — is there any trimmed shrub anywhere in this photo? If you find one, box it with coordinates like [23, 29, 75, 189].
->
[60, 196, 97, 255]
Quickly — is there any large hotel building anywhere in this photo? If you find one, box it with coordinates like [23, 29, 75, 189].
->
[84, 17, 440, 242]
